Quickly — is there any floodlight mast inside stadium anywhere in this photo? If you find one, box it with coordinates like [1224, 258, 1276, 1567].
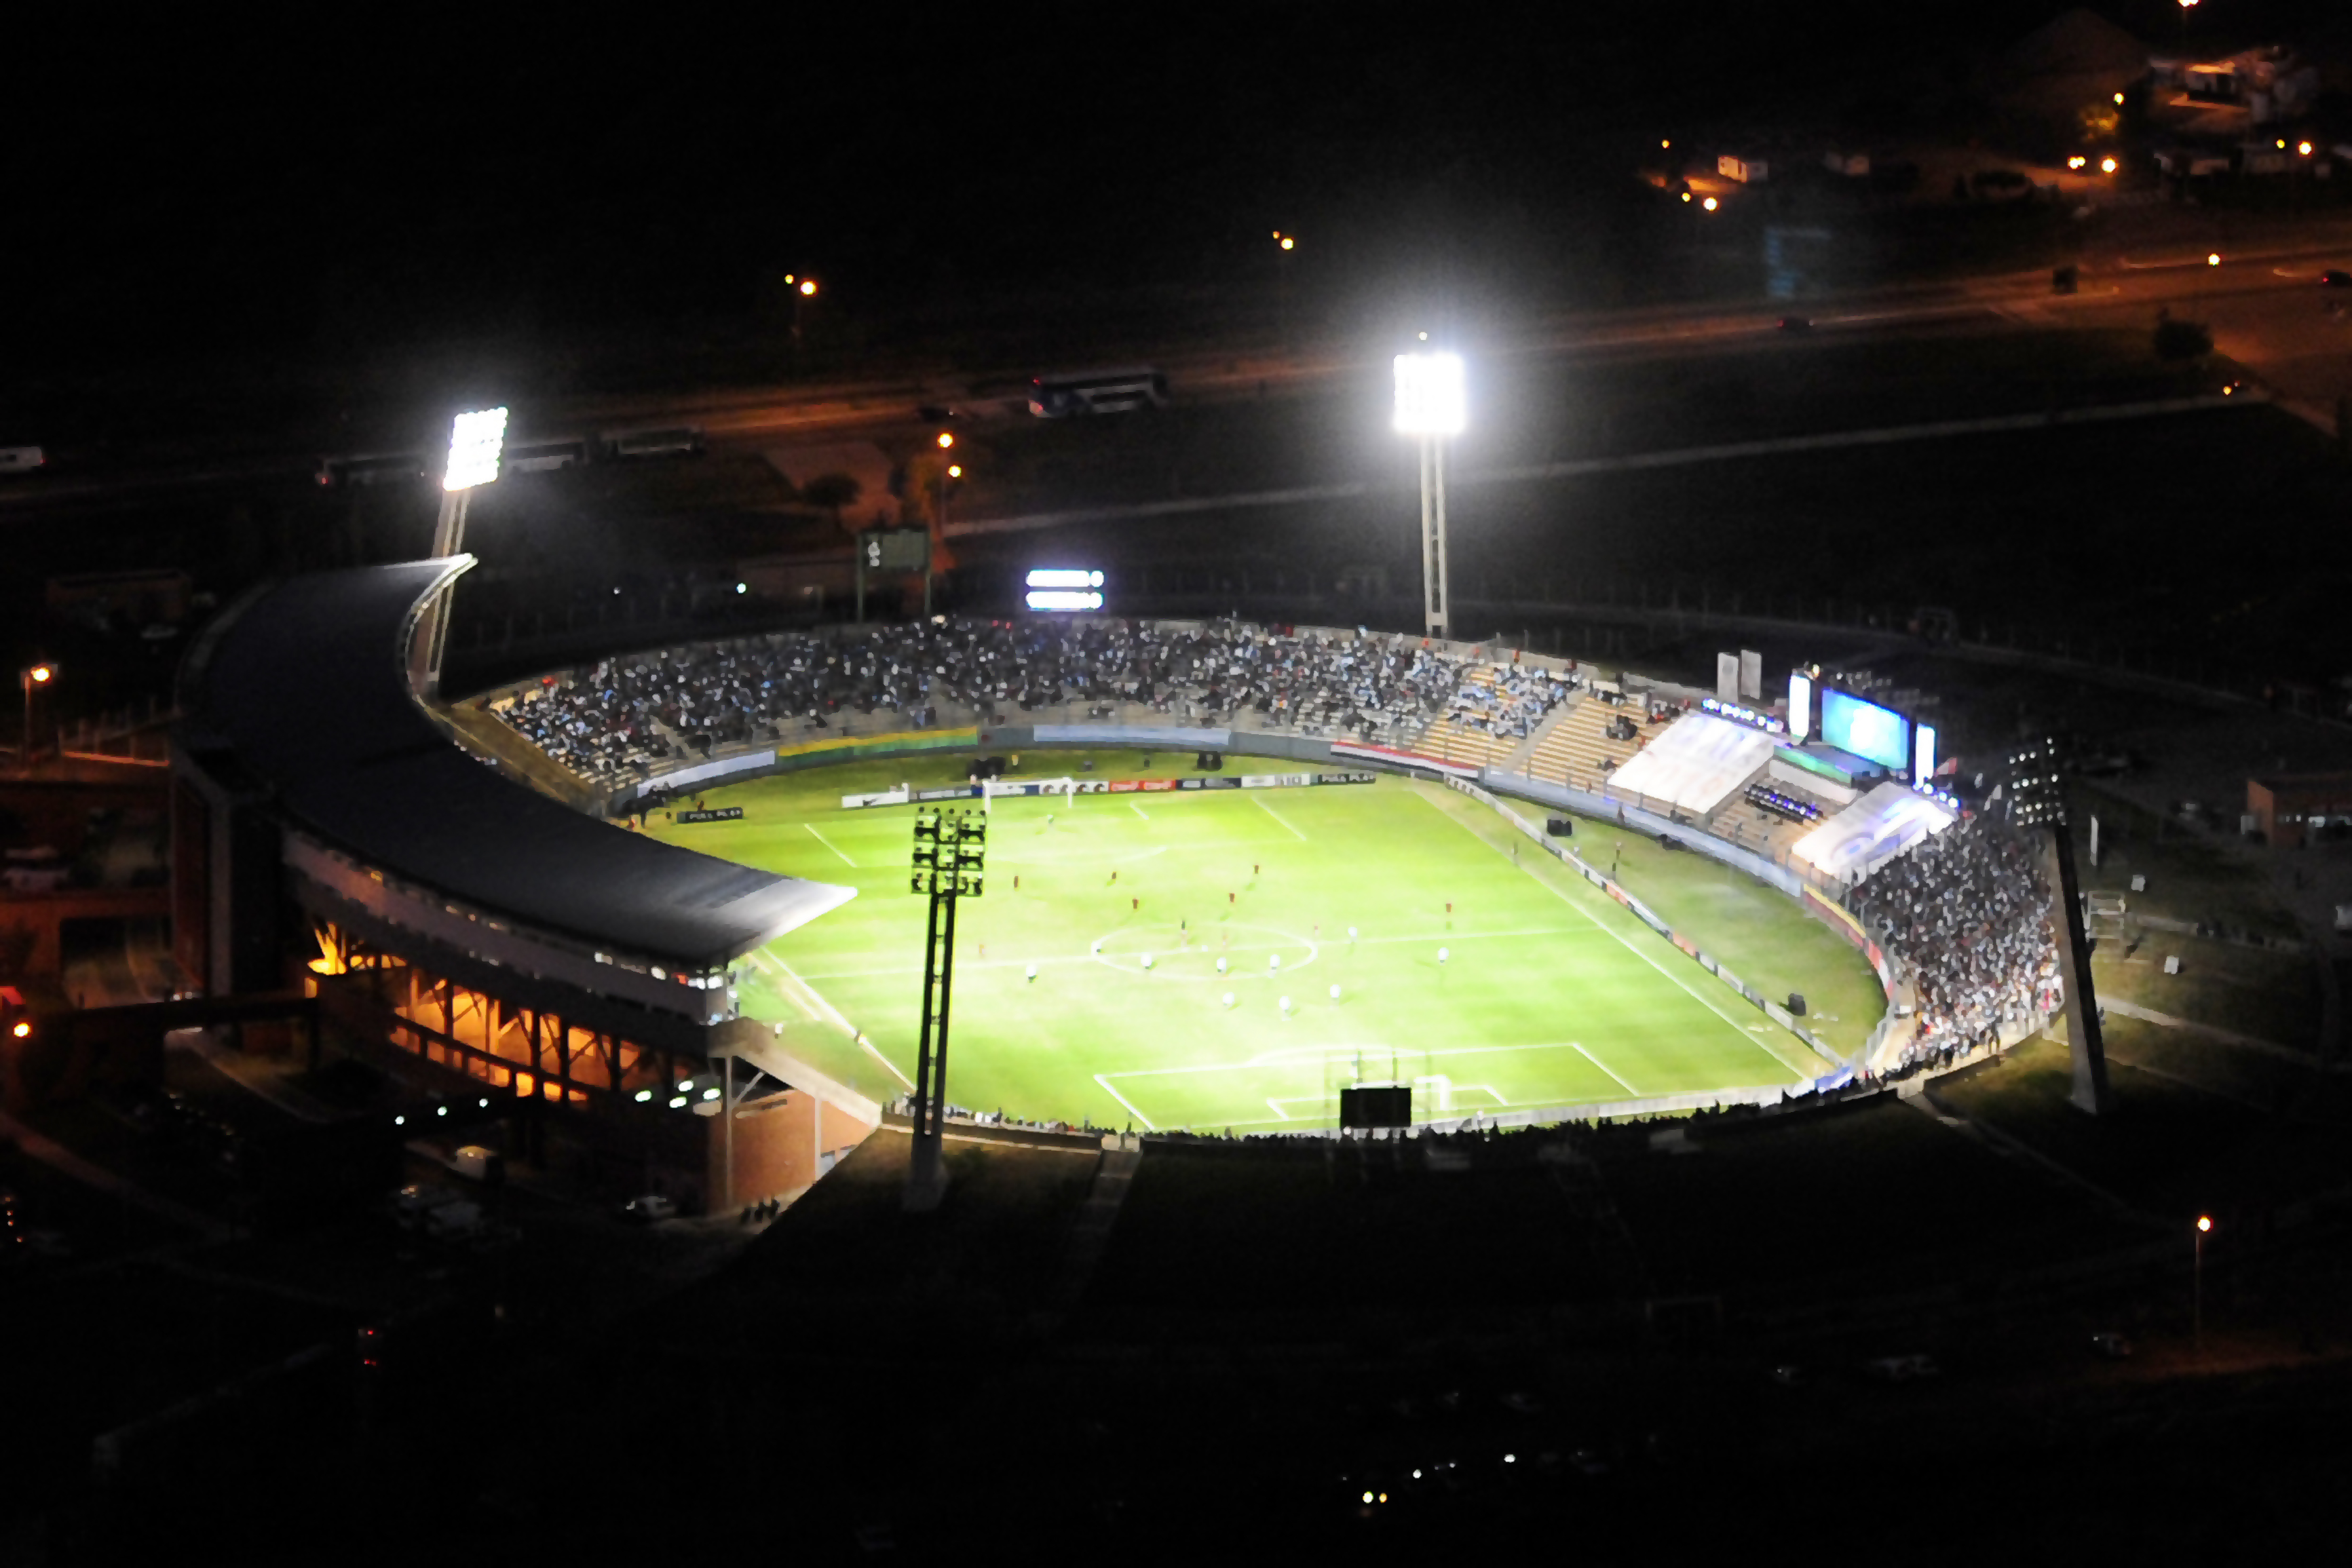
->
[421, 406, 508, 695]
[1394, 346, 1464, 640]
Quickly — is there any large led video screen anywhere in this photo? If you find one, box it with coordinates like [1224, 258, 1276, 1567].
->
[1821, 689, 1910, 771]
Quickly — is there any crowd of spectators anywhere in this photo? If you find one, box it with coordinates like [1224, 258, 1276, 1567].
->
[496, 617, 1497, 782]
[1443, 666, 1570, 740]
[1848, 815, 2060, 1063]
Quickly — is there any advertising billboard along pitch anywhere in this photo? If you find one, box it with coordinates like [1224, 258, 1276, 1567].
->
[1821, 689, 1909, 771]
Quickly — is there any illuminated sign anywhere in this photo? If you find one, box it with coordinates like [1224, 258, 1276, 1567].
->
[1821, 689, 1910, 771]
[1914, 723, 1937, 784]
[1025, 568, 1104, 612]
[1788, 672, 1813, 742]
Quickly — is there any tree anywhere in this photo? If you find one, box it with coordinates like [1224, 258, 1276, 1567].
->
[801, 472, 862, 532]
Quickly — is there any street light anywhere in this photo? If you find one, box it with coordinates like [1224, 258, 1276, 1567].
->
[786, 273, 819, 349]
[2178, 0, 2197, 41]
[1702, 195, 1720, 211]
[2195, 1215, 2212, 1343]
[1395, 348, 1465, 639]
[19, 664, 54, 774]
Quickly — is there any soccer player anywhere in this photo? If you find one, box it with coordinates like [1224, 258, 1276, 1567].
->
[1445, 901, 1453, 915]
[1253, 863, 1259, 877]
[1014, 875, 1021, 890]
[1228, 891, 1236, 906]
[1131, 896, 1139, 912]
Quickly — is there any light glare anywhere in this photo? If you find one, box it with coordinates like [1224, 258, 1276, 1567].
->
[443, 406, 508, 491]
[1393, 352, 1466, 436]
[1026, 569, 1105, 589]
[1025, 590, 1104, 612]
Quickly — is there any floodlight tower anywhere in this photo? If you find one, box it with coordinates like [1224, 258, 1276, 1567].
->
[1394, 347, 1465, 640]
[419, 406, 508, 695]
[906, 807, 986, 1211]
[2007, 738, 2112, 1115]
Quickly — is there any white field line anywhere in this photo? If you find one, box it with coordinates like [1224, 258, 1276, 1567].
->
[793, 926, 1588, 982]
[1109, 1036, 1633, 1084]
[746, 948, 922, 1089]
[862, 1039, 916, 1090]
[1266, 1098, 1289, 1122]
[1572, 1041, 1639, 1096]
[1416, 787, 1808, 1082]
[1253, 795, 1308, 841]
[804, 824, 856, 866]
[1129, 802, 1150, 820]
[1094, 1073, 1158, 1130]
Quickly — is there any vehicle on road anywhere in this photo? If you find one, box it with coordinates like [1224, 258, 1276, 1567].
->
[2319, 269, 2351, 288]
[621, 1193, 677, 1222]
[1777, 315, 1813, 332]
[0, 446, 46, 476]
[599, 427, 706, 460]
[315, 452, 428, 489]
[1027, 367, 1169, 417]
[2091, 1333, 2133, 1358]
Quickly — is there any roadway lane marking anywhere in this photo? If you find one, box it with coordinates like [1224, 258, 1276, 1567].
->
[805, 824, 856, 866]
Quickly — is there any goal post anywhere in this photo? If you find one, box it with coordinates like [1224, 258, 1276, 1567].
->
[981, 776, 1080, 815]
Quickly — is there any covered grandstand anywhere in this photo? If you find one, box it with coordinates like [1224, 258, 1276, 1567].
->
[172, 559, 873, 1212]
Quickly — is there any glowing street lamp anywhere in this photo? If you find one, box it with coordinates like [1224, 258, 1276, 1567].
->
[786, 273, 819, 348]
[1395, 347, 1466, 639]
[1702, 195, 1720, 212]
[19, 663, 54, 774]
[2178, 0, 2197, 41]
[2195, 1215, 2212, 1343]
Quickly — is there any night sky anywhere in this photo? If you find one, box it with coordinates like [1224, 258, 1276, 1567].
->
[19, 1, 2342, 379]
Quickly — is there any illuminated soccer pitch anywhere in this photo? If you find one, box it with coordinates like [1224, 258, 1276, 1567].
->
[647, 754, 1872, 1132]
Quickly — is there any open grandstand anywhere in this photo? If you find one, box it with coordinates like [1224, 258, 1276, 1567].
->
[169, 559, 2066, 1212]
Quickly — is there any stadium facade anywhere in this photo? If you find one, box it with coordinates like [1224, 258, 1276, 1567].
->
[169, 558, 2056, 1205]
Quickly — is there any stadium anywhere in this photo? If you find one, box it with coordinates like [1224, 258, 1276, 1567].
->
[172, 556, 2068, 1213]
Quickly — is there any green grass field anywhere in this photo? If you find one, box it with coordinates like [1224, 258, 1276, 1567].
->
[646, 752, 1873, 1131]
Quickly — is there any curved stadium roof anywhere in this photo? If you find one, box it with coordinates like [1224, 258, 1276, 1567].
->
[181, 558, 853, 972]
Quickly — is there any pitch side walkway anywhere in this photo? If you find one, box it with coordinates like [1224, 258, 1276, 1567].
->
[945, 392, 2250, 539]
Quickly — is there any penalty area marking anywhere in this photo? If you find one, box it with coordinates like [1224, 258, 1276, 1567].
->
[1252, 795, 1307, 841]
[1094, 1073, 1157, 1130]
[803, 824, 856, 867]
[745, 948, 913, 1090]
[1129, 802, 1150, 820]
[1416, 786, 1817, 1082]
[1571, 1041, 1639, 1096]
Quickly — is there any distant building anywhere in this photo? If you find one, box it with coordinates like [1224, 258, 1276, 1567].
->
[1717, 153, 1768, 185]
[2246, 773, 2352, 848]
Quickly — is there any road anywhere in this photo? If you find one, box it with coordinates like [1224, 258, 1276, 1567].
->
[4, 227, 2350, 522]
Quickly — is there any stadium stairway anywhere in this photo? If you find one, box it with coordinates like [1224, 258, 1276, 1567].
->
[1521, 695, 1646, 792]
[1496, 693, 1585, 776]
[1047, 1137, 1145, 1314]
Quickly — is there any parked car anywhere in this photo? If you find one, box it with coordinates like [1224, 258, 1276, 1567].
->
[1864, 1354, 1940, 1383]
[392, 1183, 461, 1231]
[621, 1193, 677, 1223]
[2090, 1332, 2133, 1359]
[2319, 269, 2351, 287]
